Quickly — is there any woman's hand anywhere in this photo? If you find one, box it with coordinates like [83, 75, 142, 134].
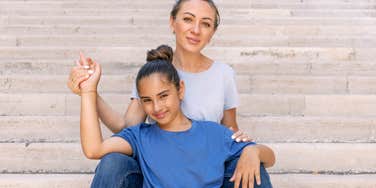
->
[230, 146, 261, 188]
[67, 52, 100, 95]
[231, 128, 253, 143]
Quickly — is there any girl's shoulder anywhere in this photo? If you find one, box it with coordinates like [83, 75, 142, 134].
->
[194, 120, 229, 132]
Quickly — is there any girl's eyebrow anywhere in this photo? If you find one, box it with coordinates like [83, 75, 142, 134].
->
[139, 90, 169, 99]
[183, 12, 213, 22]
[157, 90, 169, 96]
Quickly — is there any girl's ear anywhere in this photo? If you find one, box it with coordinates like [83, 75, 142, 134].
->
[178, 80, 185, 100]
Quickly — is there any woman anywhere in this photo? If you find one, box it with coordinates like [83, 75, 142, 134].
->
[79, 45, 274, 188]
[68, 0, 274, 187]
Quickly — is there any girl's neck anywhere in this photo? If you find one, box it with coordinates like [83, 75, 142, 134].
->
[158, 111, 192, 132]
[173, 48, 212, 73]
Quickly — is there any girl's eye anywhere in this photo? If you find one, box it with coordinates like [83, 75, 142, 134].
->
[160, 94, 168, 99]
[142, 99, 151, 103]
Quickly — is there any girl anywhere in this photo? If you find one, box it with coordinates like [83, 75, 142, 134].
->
[68, 0, 275, 187]
[80, 45, 275, 188]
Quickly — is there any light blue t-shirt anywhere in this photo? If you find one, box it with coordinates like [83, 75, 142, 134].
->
[113, 120, 255, 188]
[132, 62, 239, 123]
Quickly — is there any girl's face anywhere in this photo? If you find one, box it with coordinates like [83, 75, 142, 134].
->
[170, 0, 216, 53]
[138, 73, 185, 126]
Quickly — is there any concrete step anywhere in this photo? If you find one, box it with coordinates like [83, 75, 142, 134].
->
[239, 94, 376, 117]
[1, 25, 375, 36]
[0, 174, 92, 188]
[1, 116, 375, 143]
[0, 47, 374, 62]
[1, 8, 376, 17]
[1, 93, 376, 116]
[0, 143, 97, 173]
[4, 75, 376, 94]
[2, 59, 376, 76]
[270, 174, 376, 188]
[0, 143, 375, 173]
[238, 116, 376, 143]
[1, 174, 376, 188]
[3, 16, 376, 26]
[1, 35, 375, 47]
[0, 2, 376, 9]
[1, 0, 375, 3]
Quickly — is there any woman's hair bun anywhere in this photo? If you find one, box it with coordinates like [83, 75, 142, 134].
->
[146, 45, 173, 63]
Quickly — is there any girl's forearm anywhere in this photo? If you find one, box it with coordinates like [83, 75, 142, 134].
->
[80, 92, 104, 159]
[254, 144, 275, 168]
[244, 144, 276, 168]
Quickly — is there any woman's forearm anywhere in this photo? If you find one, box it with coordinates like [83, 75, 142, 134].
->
[97, 95, 147, 133]
[80, 92, 104, 159]
[96, 95, 127, 133]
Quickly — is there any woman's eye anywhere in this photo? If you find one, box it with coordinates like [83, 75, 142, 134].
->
[202, 22, 211, 28]
[183, 17, 192, 22]
[161, 94, 168, 99]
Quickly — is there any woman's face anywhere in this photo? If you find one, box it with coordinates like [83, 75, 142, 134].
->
[170, 0, 216, 53]
[138, 73, 184, 126]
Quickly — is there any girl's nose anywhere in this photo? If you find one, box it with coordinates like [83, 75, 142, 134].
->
[153, 101, 163, 112]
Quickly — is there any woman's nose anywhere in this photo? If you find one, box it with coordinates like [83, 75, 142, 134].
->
[191, 22, 201, 35]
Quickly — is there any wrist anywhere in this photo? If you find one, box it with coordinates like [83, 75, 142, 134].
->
[81, 90, 97, 95]
[245, 145, 260, 156]
[81, 88, 97, 94]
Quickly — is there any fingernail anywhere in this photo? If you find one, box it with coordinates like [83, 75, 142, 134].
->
[231, 135, 235, 139]
[242, 138, 247, 142]
[83, 65, 90, 69]
[236, 138, 240, 142]
[86, 75, 90, 78]
[88, 70, 94, 74]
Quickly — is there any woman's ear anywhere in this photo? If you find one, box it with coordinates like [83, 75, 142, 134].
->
[169, 16, 176, 34]
[178, 80, 185, 100]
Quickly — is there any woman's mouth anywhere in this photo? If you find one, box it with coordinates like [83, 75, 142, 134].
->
[186, 37, 200, 45]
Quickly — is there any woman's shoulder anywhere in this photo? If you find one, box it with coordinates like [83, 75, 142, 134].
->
[211, 61, 235, 75]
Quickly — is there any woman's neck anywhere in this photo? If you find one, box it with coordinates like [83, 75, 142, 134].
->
[158, 111, 191, 132]
[173, 48, 212, 73]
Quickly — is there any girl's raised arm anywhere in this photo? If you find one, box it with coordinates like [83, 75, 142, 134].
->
[79, 53, 132, 159]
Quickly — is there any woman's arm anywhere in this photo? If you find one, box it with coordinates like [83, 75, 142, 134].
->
[222, 108, 254, 142]
[96, 95, 146, 133]
[67, 56, 147, 133]
[221, 108, 239, 131]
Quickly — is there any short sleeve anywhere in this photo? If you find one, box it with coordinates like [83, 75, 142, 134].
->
[224, 66, 239, 110]
[224, 128, 255, 161]
[131, 81, 139, 99]
[112, 127, 139, 159]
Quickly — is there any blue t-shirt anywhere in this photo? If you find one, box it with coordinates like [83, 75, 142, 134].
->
[113, 120, 255, 188]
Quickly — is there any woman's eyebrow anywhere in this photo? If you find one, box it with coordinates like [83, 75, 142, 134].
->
[183, 12, 213, 21]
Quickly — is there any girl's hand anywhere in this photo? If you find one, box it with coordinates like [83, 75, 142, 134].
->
[231, 128, 253, 143]
[230, 146, 261, 188]
[67, 52, 100, 95]
[78, 53, 101, 94]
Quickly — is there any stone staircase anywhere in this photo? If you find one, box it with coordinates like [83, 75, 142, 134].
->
[1, 0, 376, 187]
